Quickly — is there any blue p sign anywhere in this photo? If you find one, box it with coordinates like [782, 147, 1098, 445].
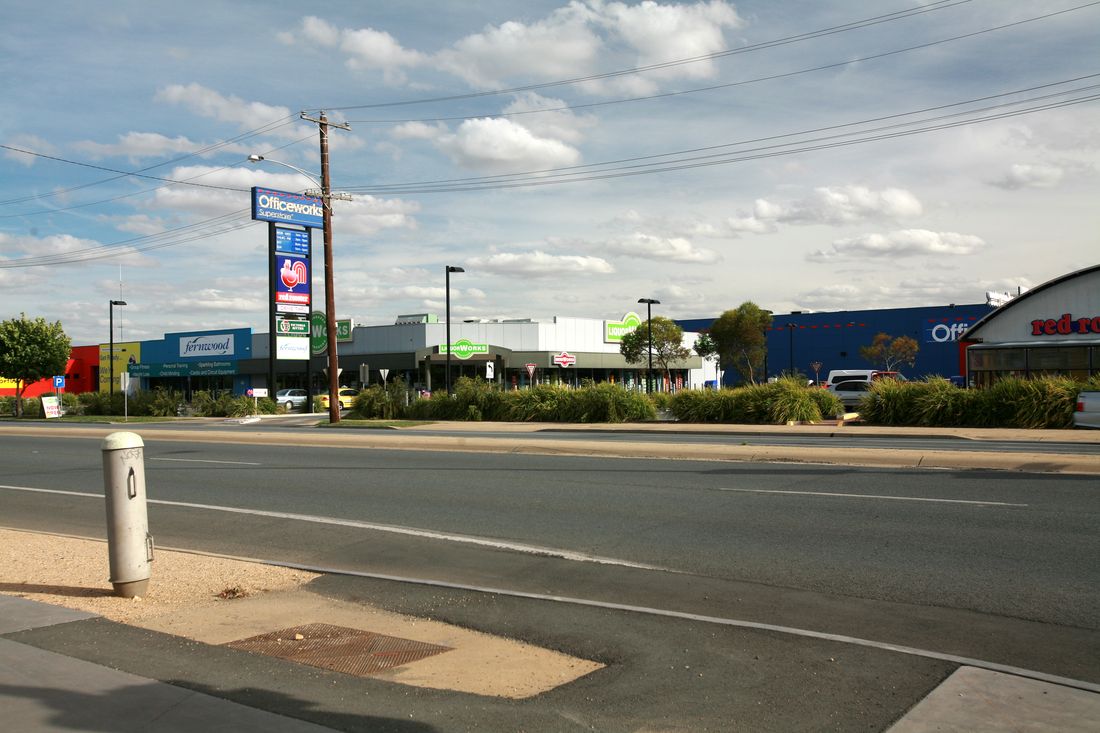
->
[53, 376, 66, 389]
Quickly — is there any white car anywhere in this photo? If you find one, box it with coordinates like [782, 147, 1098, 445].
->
[828, 380, 872, 409]
[1074, 391, 1100, 429]
[275, 388, 309, 412]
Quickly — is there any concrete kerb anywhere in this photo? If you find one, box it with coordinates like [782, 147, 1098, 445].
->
[6, 424, 1100, 474]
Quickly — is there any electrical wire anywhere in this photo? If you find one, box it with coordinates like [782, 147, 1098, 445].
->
[341, 2, 1100, 127]
[316, 0, 976, 113]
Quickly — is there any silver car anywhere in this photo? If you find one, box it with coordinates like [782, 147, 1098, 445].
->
[828, 380, 871, 410]
[275, 388, 309, 412]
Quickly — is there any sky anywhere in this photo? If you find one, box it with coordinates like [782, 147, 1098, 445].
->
[2, 0, 1098, 346]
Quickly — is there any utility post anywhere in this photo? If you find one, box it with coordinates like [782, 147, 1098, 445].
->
[300, 111, 350, 423]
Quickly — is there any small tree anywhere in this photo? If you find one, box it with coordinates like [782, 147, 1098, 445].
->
[0, 314, 72, 417]
[709, 302, 773, 384]
[619, 316, 691, 390]
[860, 332, 919, 372]
[694, 332, 718, 386]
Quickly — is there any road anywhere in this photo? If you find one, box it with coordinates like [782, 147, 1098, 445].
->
[3, 423, 1099, 731]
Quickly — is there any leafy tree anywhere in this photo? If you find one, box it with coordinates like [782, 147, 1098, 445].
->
[693, 332, 718, 386]
[708, 302, 773, 384]
[619, 316, 691, 390]
[860, 332, 919, 372]
[0, 314, 71, 417]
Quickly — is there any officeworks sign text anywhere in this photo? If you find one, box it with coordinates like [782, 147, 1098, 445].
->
[251, 187, 324, 229]
[180, 334, 235, 358]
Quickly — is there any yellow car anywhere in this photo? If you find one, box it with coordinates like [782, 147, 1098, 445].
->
[319, 387, 359, 410]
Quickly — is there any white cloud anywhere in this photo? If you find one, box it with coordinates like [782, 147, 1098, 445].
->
[594, 0, 742, 92]
[796, 275, 1035, 312]
[282, 16, 425, 83]
[604, 232, 720, 263]
[334, 195, 420, 237]
[501, 92, 597, 145]
[806, 229, 986, 262]
[990, 163, 1065, 190]
[0, 232, 153, 268]
[730, 186, 923, 234]
[3, 134, 57, 167]
[435, 118, 582, 173]
[155, 84, 306, 138]
[73, 132, 245, 162]
[466, 250, 614, 276]
[435, 4, 601, 88]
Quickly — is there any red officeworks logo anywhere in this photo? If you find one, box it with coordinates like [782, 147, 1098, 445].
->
[1031, 313, 1100, 336]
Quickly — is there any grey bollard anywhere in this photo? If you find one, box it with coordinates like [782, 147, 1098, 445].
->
[101, 432, 153, 598]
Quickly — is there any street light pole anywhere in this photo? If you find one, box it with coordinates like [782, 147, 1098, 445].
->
[638, 298, 660, 394]
[109, 300, 127, 399]
[445, 266, 464, 395]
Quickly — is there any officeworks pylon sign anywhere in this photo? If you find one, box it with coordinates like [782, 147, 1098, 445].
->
[251, 187, 324, 229]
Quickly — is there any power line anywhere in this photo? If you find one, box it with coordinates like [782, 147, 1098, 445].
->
[341, 2, 1100, 127]
[0, 116, 302, 207]
[341, 82, 1100, 195]
[318, 0, 976, 113]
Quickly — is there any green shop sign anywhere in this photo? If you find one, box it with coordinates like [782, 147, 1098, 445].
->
[440, 339, 488, 360]
[604, 311, 642, 343]
[310, 311, 354, 355]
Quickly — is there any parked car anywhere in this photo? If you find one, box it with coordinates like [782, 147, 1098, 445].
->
[823, 369, 903, 387]
[828, 379, 872, 409]
[1074, 391, 1100, 429]
[275, 388, 308, 412]
[319, 387, 359, 410]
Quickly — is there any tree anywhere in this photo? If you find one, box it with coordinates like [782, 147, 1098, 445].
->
[859, 332, 919, 372]
[0, 314, 72, 417]
[619, 316, 691, 390]
[708, 302, 773, 384]
[693, 332, 718, 386]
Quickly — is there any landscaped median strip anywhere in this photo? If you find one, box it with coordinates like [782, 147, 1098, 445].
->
[6, 425, 1100, 475]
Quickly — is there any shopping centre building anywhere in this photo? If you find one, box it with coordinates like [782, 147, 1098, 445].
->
[8, 265, 1097, 400]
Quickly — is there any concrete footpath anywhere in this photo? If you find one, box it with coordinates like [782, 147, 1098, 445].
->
[3, 420, 1100, 730]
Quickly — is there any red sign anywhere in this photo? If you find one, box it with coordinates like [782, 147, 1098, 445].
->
[552, 351, 576, 367]
[1030, 313, 1100, 336]
[525, 363, 536, 379]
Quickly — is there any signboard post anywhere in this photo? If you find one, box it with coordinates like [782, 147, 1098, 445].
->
[525, 363, 537, 385]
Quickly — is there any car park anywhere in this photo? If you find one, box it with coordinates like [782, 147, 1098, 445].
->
[275, 388, 308, 412]
[319, 387, 359, 410]
[828, 380, 872, 410]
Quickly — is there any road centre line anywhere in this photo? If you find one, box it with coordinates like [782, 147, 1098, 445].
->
[150, 457, 262, 466]
[0, 484, 666, 572]
[719, 487, 1028, 507]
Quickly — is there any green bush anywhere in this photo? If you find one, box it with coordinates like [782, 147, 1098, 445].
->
[669, 378, 837, 424]
[859, 375, 1095, 429]
[352, 378, 409, 420]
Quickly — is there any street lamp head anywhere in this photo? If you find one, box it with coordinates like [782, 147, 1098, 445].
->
[110, 300, 127, 306]
[447, 266, 465, 273]
[247, 154, 265, 163]
[638, 298, 660, 305]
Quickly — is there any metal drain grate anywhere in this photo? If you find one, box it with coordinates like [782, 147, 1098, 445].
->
[225, 623, 452, 678]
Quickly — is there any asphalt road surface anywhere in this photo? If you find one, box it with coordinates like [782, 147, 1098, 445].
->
[3, 426, 1099, 731]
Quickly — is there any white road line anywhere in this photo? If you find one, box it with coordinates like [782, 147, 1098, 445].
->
[0, 484, 665, 571]
[150, 457, 262, 466]
[719, 487, 1028, 507]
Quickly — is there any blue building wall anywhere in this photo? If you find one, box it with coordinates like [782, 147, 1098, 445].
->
[679, 303, 993, 385]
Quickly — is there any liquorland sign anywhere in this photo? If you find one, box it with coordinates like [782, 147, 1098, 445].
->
[251, 187, 324, 229]
[604, 312, 642, 343]
[440, 339, 489, 360]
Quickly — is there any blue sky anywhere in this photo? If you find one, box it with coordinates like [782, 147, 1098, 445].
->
[2, 0, 1098, 345]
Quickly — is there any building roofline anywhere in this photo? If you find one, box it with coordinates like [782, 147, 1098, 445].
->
[964, 263, 1100, 340]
